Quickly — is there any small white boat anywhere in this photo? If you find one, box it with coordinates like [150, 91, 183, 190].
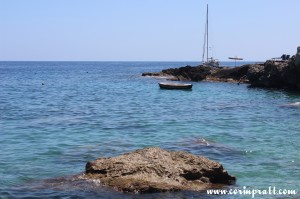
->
[159, 82, 192, 90]
[228, 56, 243, 60]
[229, 56, 244, 66]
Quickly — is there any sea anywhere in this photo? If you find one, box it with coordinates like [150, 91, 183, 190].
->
[0, 61, 299, 199]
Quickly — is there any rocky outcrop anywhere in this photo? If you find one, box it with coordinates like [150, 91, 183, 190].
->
[210, 65, 250, 82]
[246, 61, 287, 87]
[142, 47, 300, 90]
[294, 46, 300, 71]
[161, 65, 214, 81]
[247, 55, 300, 89]
[84, 147, 236, 193]
[142, 65, 250, 83]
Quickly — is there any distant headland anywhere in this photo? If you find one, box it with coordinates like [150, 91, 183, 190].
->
[143, 46, 300, 90]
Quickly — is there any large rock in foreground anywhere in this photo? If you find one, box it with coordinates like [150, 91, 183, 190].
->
[85, 147, 236, 193]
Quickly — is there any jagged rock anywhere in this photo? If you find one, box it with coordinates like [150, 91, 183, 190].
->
[143, 65, 249, 83]
[162, 65, 213, 81]
[245, 64, 265, 86]
[142, 46, 300, 90]
[84, 147, 236, 193]
[283, 56, 300, 89]
[294, 46, 300, 71]
[247, 61, 287, 87]
[247, 52, 300, 89]
[211, 65, 249, 82]
[141, 72, 163, 76]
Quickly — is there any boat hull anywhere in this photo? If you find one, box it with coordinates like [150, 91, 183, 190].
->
[159, 82, 192, 90]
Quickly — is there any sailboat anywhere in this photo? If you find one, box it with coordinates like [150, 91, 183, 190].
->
[202, 4, 220, 68]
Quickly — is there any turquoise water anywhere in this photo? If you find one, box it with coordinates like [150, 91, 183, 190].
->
[0, 61, 299, 198]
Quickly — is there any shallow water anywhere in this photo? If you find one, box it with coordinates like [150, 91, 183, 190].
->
[0, 61, 299, 198]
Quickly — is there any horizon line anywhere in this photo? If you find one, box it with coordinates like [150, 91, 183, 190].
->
[0, 60, 262, 62]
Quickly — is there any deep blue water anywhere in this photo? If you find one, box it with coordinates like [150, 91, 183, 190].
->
[0, 61, 299, 199]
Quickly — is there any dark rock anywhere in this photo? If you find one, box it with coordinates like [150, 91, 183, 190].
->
[246, 63, 265, 86]
[142, 46, 300, 90]
[143, 65, 249, 83]
[247, 61, 287, 87]
[84, 147, 236, 193]
[162, 65, 213, 81]
[283, 54, 300, 89]
[142, 72, 163, 76]
[247, 55, 300, 89]
[210, 65, 249, 82]
[294, 46, 300, 71]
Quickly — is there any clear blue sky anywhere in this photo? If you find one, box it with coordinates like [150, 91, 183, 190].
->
[0, 0, 299, 61]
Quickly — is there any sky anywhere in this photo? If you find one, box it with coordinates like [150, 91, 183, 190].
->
[0, 0, 299, 61]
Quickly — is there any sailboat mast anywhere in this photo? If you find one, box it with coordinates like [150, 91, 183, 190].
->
[206, 4, 208, 62]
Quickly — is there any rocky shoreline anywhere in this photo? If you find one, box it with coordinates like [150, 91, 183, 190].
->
[143, 46, 300, 90]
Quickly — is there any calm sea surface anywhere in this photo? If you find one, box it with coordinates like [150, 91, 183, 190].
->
[0, 61, 299, 199]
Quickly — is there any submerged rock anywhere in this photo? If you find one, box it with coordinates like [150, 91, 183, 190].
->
[84, 147, 236, 193]
[281, 102, 300, 108]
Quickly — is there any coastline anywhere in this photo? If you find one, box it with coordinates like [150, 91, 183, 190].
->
[142, 46, 300, 90]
